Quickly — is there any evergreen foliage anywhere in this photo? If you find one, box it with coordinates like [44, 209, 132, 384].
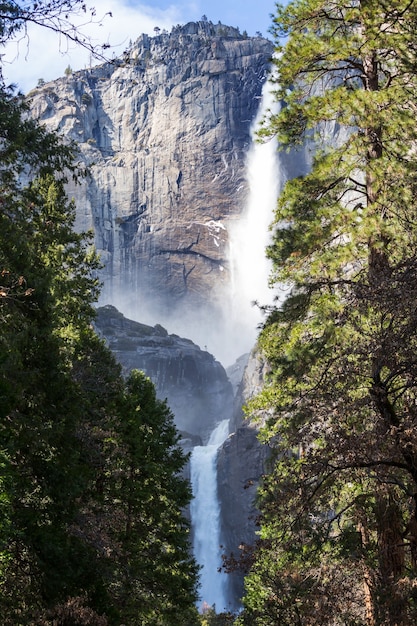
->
[240, 1, 417, 624]
[0, 20, 199, 624]
[100, 370, 200, 625]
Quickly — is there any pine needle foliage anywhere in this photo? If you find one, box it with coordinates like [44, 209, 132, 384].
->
[0, 78, 198, 626]
[240, 1, 417, 624]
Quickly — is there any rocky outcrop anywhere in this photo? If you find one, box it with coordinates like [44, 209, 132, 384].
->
[95, 305, 234, 444]
[29, 22, 274, 338]
[217, 348, 271, 605]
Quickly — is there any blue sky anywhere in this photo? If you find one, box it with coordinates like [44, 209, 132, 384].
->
[2, 0, 279, 92]
[153, 0, 277, 36]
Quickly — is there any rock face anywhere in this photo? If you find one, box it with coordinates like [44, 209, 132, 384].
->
[217, 348, 271, 605]
[29, 21, 274, 351]
[95, 305, 234, 445]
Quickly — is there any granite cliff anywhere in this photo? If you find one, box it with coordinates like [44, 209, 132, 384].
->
[29, 21, 274, 362]
[95, 304, 234, 447]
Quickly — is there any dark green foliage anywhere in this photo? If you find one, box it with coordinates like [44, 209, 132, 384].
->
[239, 1, 417, 624]
[0, 86, 105, 622]
[0, 80, 198, 625]
[106, 371, 199, 625]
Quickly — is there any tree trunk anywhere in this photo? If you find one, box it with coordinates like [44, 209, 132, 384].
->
[358, 518, 376, 626]
[375, 489, 407, 625]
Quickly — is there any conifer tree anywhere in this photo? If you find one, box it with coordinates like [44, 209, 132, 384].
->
[0, 73, 198, 626]
[240, 2, 417, 624]
[107, 371, 199, 625]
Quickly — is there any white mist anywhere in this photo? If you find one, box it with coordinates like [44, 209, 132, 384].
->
[190, 420, 230, 612]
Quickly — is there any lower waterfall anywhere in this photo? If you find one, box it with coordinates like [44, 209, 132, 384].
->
[190, 419, 231, 612]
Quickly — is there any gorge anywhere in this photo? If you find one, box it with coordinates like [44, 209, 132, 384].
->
[28, 20, 284, 611]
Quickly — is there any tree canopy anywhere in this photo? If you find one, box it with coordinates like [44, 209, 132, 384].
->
[0, 7, 199, 621]
[239, 1, 417, 624]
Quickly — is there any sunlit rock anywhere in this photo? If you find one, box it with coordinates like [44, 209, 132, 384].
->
[29, 21, 273, 364]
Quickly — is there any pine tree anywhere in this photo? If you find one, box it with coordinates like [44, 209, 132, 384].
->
[107, 371, 199, 625]
[0, 85, 105, 622]
[240, 2, 417, 624]
[0, 84, 199, 626]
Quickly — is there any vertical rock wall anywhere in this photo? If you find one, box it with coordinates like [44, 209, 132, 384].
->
[29, 22, 274, 353]
[217, 349, 271, 606]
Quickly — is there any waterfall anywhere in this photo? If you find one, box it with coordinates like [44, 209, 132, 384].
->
[190, 420, 230, 612]
[225, 77, 281, 364]
[189, 77, 281, 613]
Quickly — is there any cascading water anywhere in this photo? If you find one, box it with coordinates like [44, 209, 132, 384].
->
[225, 77, 281, 365]
[189, 77, 282, 613]
[190, 419, 231, 612]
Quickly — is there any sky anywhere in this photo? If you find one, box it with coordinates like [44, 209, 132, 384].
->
[2, 0, 279, 93]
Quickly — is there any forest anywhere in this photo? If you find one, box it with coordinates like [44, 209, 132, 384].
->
[0, 2, 200, 625]
[2, 0, 417, 625]
[239, 1, 417, 625]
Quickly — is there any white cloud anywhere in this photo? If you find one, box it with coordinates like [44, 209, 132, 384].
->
[1, 1, 185, 93]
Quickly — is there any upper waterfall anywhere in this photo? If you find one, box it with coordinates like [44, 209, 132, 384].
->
[226, 77, 280, 363]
